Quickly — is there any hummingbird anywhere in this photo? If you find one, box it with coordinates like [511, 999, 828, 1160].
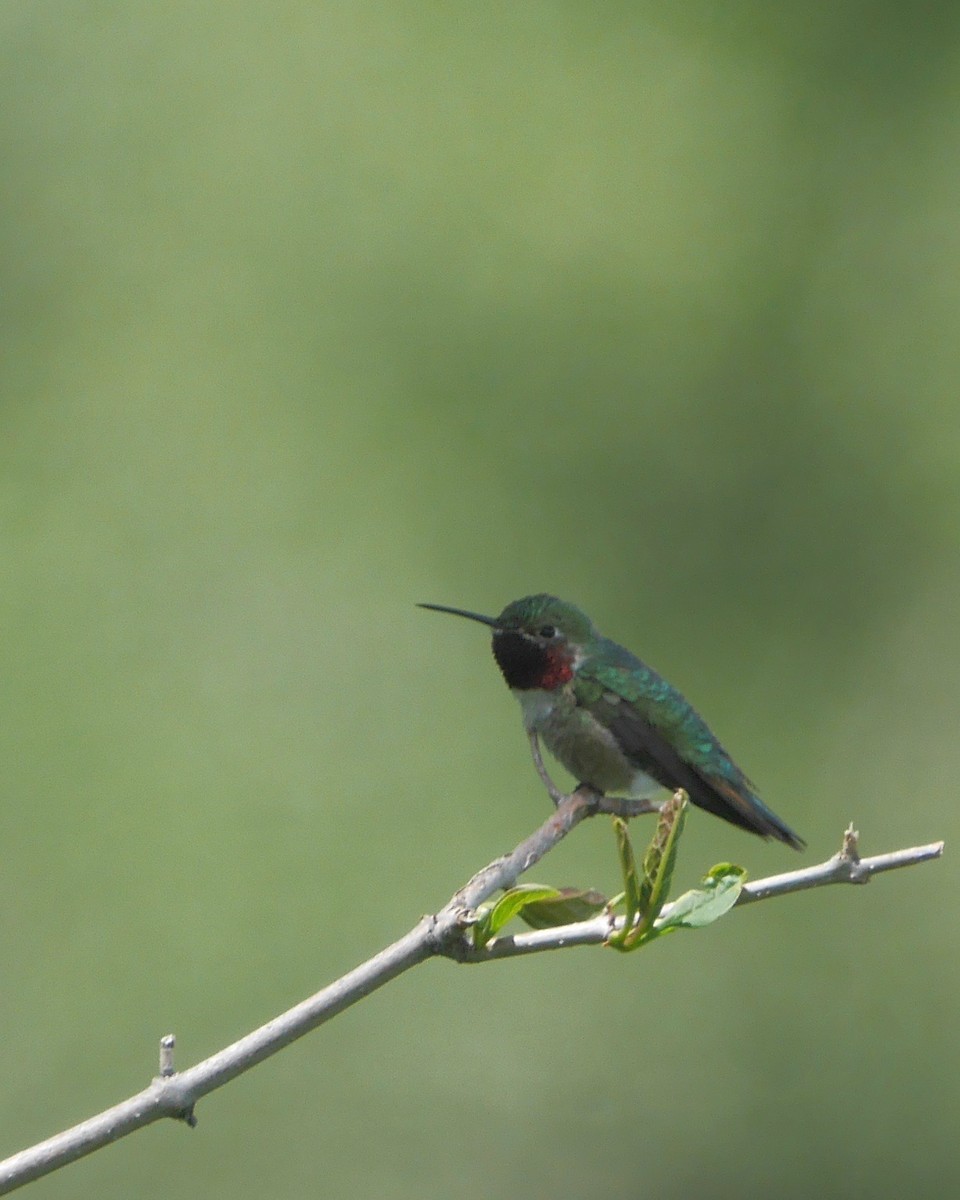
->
[419, 594, 804, 849]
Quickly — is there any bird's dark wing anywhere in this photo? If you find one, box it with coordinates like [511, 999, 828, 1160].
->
[575, 641, 804, 849]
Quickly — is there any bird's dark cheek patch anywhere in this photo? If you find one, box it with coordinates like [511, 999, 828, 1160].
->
[492, 631, 573, 691]
[492, 631, 544, 689]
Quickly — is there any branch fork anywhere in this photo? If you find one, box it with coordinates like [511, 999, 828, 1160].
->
[0, 791, 943, 1195]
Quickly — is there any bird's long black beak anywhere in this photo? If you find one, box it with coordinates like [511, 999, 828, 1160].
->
[418, 603, 501, 629]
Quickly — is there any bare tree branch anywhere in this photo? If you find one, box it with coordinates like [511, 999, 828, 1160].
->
[464, 824, 946, 959]
[0, 795, 943, 1195]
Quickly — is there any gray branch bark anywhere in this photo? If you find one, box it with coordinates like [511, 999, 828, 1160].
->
[0, 793, 943, 1195]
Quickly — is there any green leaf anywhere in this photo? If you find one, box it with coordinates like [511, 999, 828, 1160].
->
[471, 885, 566, 949]
[636, 791, 688, 932]
[517, 888, 608, 930]
[609, 790, 689, 951]
[606, 817, 642, 950]
[655, 864, 747, 934]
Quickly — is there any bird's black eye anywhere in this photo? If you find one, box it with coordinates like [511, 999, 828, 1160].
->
[538, 624, 557, 639]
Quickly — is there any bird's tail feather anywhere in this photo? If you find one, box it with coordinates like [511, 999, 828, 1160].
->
[695, 775, 805, 850]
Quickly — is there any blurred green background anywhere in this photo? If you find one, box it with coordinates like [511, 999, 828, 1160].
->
[1, 3, 956, 1197]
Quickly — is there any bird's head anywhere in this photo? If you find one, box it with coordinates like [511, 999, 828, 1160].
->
[419, 594, 595, 691]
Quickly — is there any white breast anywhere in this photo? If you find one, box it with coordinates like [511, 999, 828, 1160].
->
[513, 687, 557, 732]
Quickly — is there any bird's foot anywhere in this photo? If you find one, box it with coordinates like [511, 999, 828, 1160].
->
[592, 795, 663, 820]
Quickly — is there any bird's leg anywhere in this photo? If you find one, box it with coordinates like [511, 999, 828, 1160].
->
[527, 731, 568, 807]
